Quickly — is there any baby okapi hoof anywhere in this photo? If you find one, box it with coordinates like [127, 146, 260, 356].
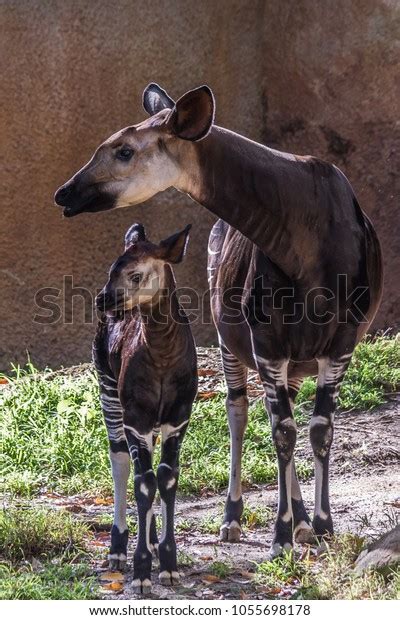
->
[159, 570, 180, 586]
[266, 542, 293, 561]
[220, 521, 242, 542]
[109, 526, 129, 570]
[132, 578, 152, 595]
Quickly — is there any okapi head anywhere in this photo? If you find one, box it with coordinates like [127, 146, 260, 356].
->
[54, 84, 215, 217]
[96, 223, 191, 313]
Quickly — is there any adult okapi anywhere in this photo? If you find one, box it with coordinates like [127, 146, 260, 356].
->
[55, 83, 383, 559]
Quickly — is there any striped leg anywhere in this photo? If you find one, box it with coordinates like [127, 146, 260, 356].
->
[98, 373, 130, 570]
[219, 343, 249, 543]
[157, 419, 189, 586]
[287, 378, 313, 544]
[256, 356, 296, 559]
[311, 355, 351, 538]
[124, 425, 156, 594]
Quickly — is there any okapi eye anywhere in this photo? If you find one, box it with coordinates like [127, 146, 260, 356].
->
[130, 273, 142, 283]
[117, 147, 134, 161]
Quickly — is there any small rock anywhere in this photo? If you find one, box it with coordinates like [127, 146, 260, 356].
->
[355, 525, 400, 574]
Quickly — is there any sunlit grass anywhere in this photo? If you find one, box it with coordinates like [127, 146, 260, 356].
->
[0, 335, 398, 498]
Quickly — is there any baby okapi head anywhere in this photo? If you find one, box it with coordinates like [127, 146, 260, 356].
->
[54, 83, 215, 217]
[96, 223, 191, 314]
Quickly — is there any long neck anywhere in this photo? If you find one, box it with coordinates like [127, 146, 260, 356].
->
[139, 266, 189, 356]
[177, 126, 314, 280]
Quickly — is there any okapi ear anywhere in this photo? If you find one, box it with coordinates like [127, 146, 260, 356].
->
[143, 83, 175, 116]
[125, 223, 146, 249]
[166, 86, 215, 141]
[156, 224, 192, 264]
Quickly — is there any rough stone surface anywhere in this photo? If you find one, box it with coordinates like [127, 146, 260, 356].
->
[0, 0, 398, 370]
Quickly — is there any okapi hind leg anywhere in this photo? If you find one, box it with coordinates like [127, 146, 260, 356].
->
[256, 357, 297, 559]
[287, 378, 314, 544]
[219, 343, 249, 543]
[311, 353, 352, 540]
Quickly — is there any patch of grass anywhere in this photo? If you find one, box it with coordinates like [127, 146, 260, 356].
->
[257, 534, 400, 600]
[0, 364, 112, 496]
[209, 560, 232, 579]
[242, 505, 273, 530]
[0, 561, 97, 600]
[257, 549, 307, 591]
[1, 335, 398, 497]
[0, 507, 89, 562]
[296, 334, 400, 411]
[177, 550, 195, 568]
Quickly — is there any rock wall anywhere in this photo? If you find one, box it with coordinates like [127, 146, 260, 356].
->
[0, 0, 398, 370]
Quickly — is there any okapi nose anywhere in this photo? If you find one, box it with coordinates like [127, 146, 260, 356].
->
[96, 291, 112, 310]
[54, 184, 73, 206]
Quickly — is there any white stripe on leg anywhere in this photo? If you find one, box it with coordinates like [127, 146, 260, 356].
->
[110, 451, 130, 533]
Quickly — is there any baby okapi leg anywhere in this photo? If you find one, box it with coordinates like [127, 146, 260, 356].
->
[220, 344, 248, 542]
[157, 420, 189, 586]
[311, 356, 350, 539]
[99, 374, 130, 570]
[257, 358, 296, 558]
[124, 426, 156, 594]
[109, 449, 130, 569]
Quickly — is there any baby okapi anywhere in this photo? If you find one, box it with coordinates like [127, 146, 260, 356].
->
[93, 222, 197, 594]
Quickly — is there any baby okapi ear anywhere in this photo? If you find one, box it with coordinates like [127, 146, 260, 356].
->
[166, 86, 215, 141]
[143, 83, 175, 116]
[124, 223, 146, 249]
[156, 224, 192, 264]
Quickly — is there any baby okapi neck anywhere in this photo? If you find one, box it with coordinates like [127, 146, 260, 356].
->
[139, 266, 183, 342]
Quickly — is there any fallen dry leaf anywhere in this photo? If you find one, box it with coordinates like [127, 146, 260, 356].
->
[198, 369, 218, 377]
[201, 574, 221, 584]
[99, 571, 124, 582]
[0, 377, 9, 385]
[197, 391, 218, 400]
[94, 497, 114, 506]
[100, 582, 124, 592]
[237, 569, 255, 580]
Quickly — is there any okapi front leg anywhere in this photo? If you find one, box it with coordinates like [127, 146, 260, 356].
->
[98, 374, 130, 569]
[124, 426, 156, 594]
[257, 358, 297, 558]
[311, 356, 351, 538]
[220, 344, 248, 542]
[157, 421, 189, 586]
[109, 448, 130, 569]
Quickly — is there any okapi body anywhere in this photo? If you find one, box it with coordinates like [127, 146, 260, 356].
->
[56, 83, 383, 558]
[93, 223, 197, 592]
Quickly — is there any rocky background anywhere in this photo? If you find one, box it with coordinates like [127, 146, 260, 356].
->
[1, 0, 399, 370]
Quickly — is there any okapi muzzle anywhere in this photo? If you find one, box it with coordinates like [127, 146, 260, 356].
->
[55, 169, 117, 217]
